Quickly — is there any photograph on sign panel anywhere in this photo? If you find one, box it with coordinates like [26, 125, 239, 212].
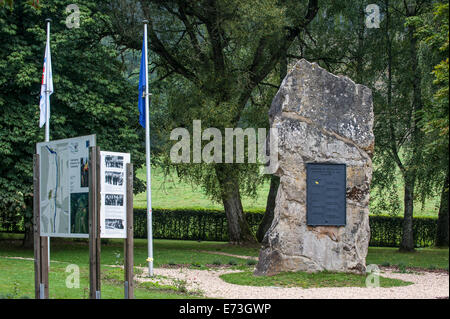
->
[105, 218, 124, 230]
[105, 194, 124, 206]
[105, 171, 123, 186]
[80, 157, 89, 187]
[70, 192, 89, 234]
[105, 155, 124, 169]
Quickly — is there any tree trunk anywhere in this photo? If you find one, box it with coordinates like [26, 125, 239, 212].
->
[22, 195, 33, 248]
[400, 175, 415, 251]
[215, 164, 257, 244]
[256, 43, 287, 243]
[399, 15, 423, 252]
[436, 169, 449, 247]
[23, 225, 34, 248]
[256, 175, 279, 242]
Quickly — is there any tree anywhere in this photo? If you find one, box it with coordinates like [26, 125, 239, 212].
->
[0, 0, 145, 247]
[374, 0, 434, 251]
[107, 0, 319, 244]
[409, 1, 449, 246]
[256, 0, 386, 242]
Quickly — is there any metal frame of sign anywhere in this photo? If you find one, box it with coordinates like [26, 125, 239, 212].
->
[34, 142, 134, 299]
[36, 134, 96, 238]
[99, 151, 131, 239]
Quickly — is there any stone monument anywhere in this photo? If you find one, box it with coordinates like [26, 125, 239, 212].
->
[255, 59, 374, 275]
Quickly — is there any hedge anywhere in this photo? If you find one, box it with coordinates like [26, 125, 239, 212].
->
[368, 215, 437, 247]
[134, 208, 263, 242]
[134, 208, 438, 248]
[0, 208, 438, 247]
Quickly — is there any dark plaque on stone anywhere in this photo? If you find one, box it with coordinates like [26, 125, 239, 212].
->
[306, 163, 346, 226]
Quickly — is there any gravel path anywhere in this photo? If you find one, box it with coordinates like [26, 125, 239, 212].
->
[197, 250, 258, 260]
[137, 267, 449, 299]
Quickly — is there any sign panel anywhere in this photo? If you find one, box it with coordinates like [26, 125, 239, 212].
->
[37, 135, 96, 238]
[306, 163, 346, 226]
[99, 151, 130, 238]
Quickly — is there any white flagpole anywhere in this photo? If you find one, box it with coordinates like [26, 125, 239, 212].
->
[45, 18, 51, 267]
[45, 18, 51, 142]
[143, 20, 154, 277]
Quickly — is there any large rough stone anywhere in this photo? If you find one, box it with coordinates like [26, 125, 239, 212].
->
[255, 59, 374, 275]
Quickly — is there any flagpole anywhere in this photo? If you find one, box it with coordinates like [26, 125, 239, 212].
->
[45, 18, 51, 142]
[143, 20, 154, 277]
[45, 18, 52, 268]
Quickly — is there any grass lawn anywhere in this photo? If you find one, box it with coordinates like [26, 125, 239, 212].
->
[0, 257, 204, 299]
[0, 238, 251, 269]
[134, 168, 268, 210]
[366, 247, 449, 270]
[134, 168, 440, 217]
[0, 237, 254, 299]
[219, 247, 449, 289]
[0, 237, 447, 270]
[0, 237, 447, 298]
[220, 270, 412, 288]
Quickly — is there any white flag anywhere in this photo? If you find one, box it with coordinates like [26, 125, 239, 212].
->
[39, 36, 53, 128]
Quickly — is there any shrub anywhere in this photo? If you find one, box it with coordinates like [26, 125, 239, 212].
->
[247, 259, 257, 266]
[396, 262, 407, 273]
[133, 208, 264, 242]
[369, 215, 437, 248]
[0, 207, 438, 248]
[133, 208, 438, 248]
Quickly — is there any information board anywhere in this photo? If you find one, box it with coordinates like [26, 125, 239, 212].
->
[99, 151, 130, 238]
[306, 163, 346, 226]
[37, 135, 96, 238]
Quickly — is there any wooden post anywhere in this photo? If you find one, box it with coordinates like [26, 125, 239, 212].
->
[33, 154, 49, 299]
[89, 146, 101, 299]
[40, 232, 49, 298]
[33, 154, 41, 299]
[95, 146, 101, 296]
[124, 163, 134, 299]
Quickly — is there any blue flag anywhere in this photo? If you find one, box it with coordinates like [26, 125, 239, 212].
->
[138, 34, 146, 128]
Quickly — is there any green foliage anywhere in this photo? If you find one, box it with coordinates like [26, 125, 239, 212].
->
[246, 259, 257, 266]
[0, 206, 438, 247]
[403, 1, 449, 204]
[122, 208, 439, 247]
[369, 215, 438, 247]
[0, 0, 145, 234]
[106, 0, 319, 211]
[0, 0, 39, 9]
[396, 262, 407, 273]
[133, 208, 263, 242]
